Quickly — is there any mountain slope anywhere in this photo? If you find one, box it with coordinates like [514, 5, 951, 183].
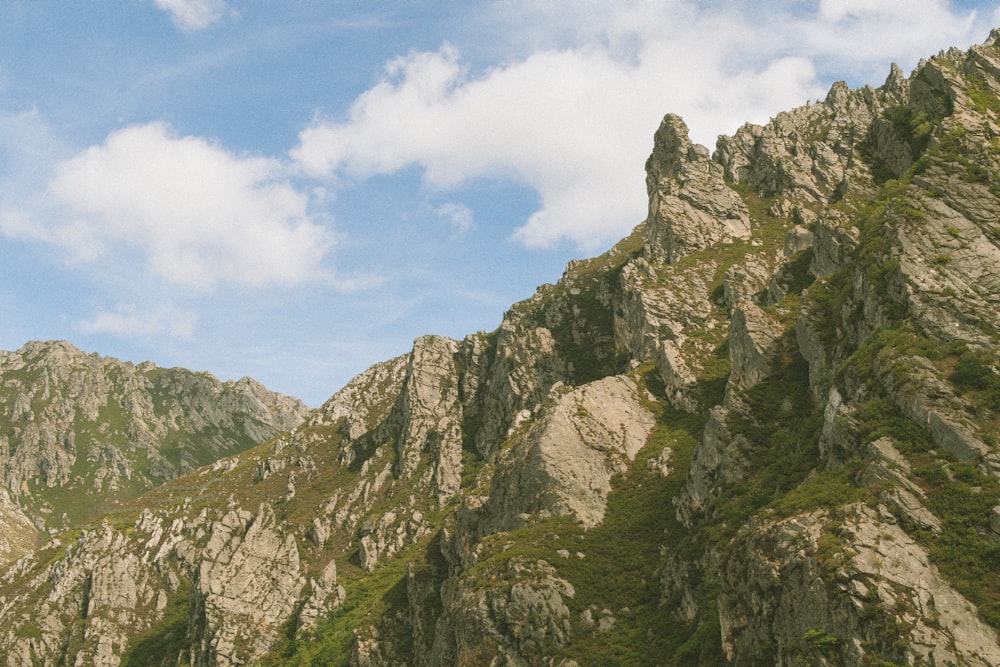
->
[5, 31, 1000, 667]
[0, 340, 309, 558]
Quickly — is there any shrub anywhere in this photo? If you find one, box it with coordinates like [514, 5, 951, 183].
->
[950, 351, 1000, 409]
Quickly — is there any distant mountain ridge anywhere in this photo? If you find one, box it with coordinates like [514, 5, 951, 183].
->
[0, 339, 309, 558]
[4, 30, 1000, 667]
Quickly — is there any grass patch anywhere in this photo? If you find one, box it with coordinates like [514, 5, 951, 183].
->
[911, 460, 1000, 628]
[122, 581, 193, 667]
[950, 349, 1000, 410]
[255, 533, 436, 667]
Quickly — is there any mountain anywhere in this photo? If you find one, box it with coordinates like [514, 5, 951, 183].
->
[5, 31, 1000, 666]
[0, 340, 309, 561]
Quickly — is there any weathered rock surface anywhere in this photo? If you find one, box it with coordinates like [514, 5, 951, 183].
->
[727, 303, 785, 390]
[393, 335, 464, 504]
[720, 505, 1000, 666]
[426, 557, 575, 667]
[189, 506, 306, 666]
[0, 489, 37, 564]
[645, 114, 751, 263]
[479, 375, 656, 532]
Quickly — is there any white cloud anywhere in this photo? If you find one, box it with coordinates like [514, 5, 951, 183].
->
[290, 41, 816, 250]
[0, 206, 49, 243]
[0, 109, 63, 174]
[434, 202, 473, 234]
[154, 0, 232, 31]
[45, 122, 334, 289]
[290, 0, 987, 251]
[76, 303, 197, 339]
[292, 45, 655, 249]
[806, 0, 979, 71]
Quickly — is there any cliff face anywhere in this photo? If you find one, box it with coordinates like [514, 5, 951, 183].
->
[5, 32, 1000, 667]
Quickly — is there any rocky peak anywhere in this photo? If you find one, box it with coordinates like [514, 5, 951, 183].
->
[393, 334, 464, 503]
[644, 114, 751, 263]
[883, 61, 910, 101]
[716, 72, 902, 208]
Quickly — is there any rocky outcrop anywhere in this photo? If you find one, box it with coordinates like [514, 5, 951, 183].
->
[393, 335, 464, 504]
[645, 114, 751, 264]
[426, 557, 575, 667]
[613, 256, 719, 412]
[673, 405, 749, 526]
[719, 504, 1000, 666]
[298, 557, 346, 632]
[468, 321, 569, 459]
[716, 62, 909, 204]
[0, 489, 37, 564]
[188, 506, 306, 666]
[727, 303, 785, 390]
[478, 375, 656, 532]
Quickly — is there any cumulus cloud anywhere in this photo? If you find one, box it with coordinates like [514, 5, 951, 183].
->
[290, 42, 814, 249]
[154, 0, 232, 31]
[290, 0, 985, 250]
[40, 122, 334, 288]
[76, 303, 197, 339]
[293, 46, 654, 249]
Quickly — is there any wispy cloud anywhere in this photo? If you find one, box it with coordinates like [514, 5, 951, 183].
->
[0, 109, 74, 220]
[38, 122, 334, 289]
[434, 202, 473, 234]
[154, 0, 234, 31]
[76, 303, 197, 339]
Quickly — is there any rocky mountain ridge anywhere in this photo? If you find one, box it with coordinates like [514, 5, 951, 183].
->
[0, 340, 309, 561]
[4, 31, 1000, 666]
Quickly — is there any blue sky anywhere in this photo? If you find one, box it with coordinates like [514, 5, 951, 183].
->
[1, 1, 998, 406]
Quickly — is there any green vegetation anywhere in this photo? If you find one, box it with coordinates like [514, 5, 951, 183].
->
[861, 105, 937, 183]
[122, 582, 193, 667]
[778, 248, 817, 298]
[950, 348, 1000, 410]
[257, 553, 418, 666]
[912, 459, 1000, 627]
[550, 389, 720, 665]
[543, 279, 625, 385]
[967, 72, 1000, 116]
[807, 268, 856, 351]
[713, 332, 834, 523]
[888, 106, 935, 158]
[802, 627, 840, 655]
[811, 261, 1000, 633]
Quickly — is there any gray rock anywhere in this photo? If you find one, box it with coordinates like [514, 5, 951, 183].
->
[645, 114, 751, 264]
[727, 303, 784, 390]
[720, 505, 1000, 666]
[190, 505, 306, 666]
[480, 375, 656, 531]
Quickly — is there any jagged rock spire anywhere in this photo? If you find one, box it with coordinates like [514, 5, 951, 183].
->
[644, 114, 751, 264]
